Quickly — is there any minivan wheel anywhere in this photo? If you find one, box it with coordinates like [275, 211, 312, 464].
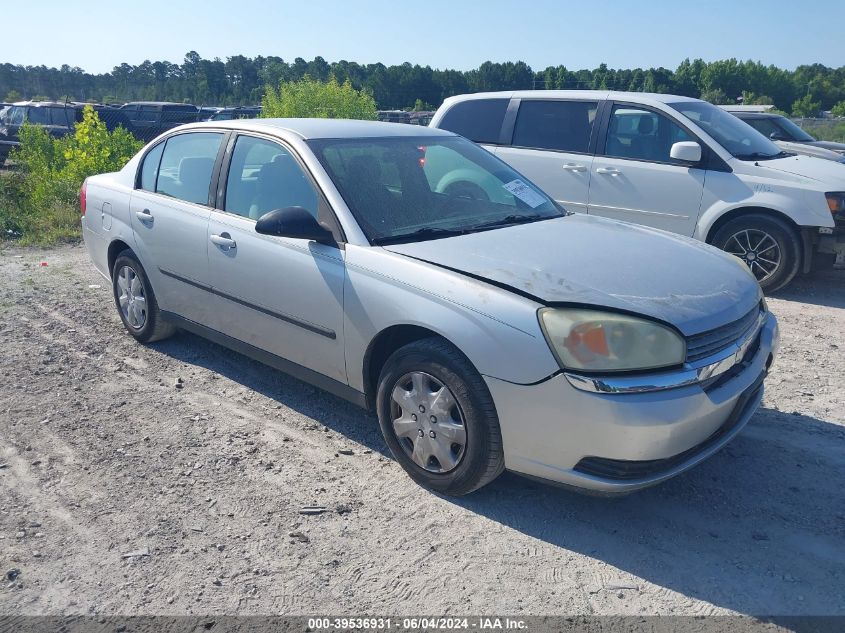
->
[376, 338, 504, 496]
[711, 214, 801, 293]
[111, 250, 176, 343]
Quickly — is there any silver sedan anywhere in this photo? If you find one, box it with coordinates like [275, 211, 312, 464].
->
[80, 118, 779, 495]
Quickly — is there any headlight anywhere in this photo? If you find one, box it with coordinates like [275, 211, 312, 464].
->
[539, 308, 686, 373]
[825, 192, 845, 215]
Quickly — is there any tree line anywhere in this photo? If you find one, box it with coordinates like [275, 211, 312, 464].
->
[2, 53, 845, 116]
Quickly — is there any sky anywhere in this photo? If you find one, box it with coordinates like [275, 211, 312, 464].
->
[5, 0, 843, 74]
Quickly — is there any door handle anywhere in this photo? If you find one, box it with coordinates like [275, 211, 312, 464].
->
[596, 167, 621, 175]
[135, 209, 154, 223]
[562, 163, 586, 172]
[210, 233, 237, 250]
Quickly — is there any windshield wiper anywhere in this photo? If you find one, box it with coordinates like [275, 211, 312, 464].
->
[734, 151, 788, 161]
[470, 213, 548, 231]
[373, 226, 469, 245]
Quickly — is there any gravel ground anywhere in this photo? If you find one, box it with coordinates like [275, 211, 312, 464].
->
[0, 244, 843, 617]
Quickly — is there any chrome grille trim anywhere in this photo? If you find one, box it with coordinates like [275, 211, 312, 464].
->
[686, 305, 763, 364]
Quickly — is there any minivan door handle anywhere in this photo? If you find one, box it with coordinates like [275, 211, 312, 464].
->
[210, 233, 237, 250]
[135, 209, 154, 223]
[562, 163, 587, 172]
[596, 167, 621, 175]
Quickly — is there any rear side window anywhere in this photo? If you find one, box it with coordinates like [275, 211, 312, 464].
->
[438, 99, 508, 144]
[512, 100, 597, 153]
[139, 142, 165, 192]
[155, 132, 223, 205]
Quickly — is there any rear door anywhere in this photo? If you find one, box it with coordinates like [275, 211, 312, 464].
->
[129, 130, 226, 325]
[206, 133, 348, 383]
[587, 103, 706, 235]
[495, 99, 599, 213]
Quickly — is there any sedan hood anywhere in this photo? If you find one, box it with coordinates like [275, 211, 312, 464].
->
[775, 140, 845, 162]
[383, 215, 761, 336]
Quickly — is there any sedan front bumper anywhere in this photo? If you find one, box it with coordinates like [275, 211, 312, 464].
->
[486, 312, 779, 493]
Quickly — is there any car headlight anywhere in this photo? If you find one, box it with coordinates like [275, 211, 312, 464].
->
[538, 308, 686, 373]
[826, 192, 845, 215]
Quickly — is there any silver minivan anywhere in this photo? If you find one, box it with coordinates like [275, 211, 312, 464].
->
[431, 91, 845, 291]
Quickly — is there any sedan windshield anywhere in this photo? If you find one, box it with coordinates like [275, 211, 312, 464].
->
[668, 101, 784, 160]
[308, 136, 563, 244]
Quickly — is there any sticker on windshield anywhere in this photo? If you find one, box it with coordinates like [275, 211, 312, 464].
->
[502, 179, 546, 208]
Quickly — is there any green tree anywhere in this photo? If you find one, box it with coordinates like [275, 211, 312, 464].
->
[261, 76, 377, 119]
[700, 88, 730, 105]
[830, 101, 845, 117]
[792, 94, 821, 118]
[4, 89, 22, 102]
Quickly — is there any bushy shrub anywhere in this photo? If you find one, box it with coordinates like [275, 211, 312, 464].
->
[261, 76, 377, 120]
[1, 106, 142, 244]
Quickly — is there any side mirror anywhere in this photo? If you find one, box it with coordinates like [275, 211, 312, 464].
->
[669, 141, 702, 164]
[255, 206, 334, 243]
[769, 131, 786, 141]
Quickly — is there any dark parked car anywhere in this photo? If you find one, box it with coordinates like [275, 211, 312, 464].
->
[119, 102, 200, 141]
[728, 111, 845, 162]
[208, 106, 261, 121]
[0, 102, 135, 166]
[0, 101, 77, 165]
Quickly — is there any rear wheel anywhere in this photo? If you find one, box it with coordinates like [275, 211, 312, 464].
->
[376, 338, 504, 496]
[111, 250, 175, 343]
[711, 214, 801, 293]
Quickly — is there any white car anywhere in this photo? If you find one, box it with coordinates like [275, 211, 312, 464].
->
[431, 91, 845, 291]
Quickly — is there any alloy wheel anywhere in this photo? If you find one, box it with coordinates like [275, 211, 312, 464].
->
[389, 371, 467, 473]
[116, 265, 147, 330]
[724, 229, 782, 283]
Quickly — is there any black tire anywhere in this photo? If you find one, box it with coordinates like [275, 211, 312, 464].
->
[376, 338, 504, 496]
[111, 250, 176, 343]
[710, 213, 801, 293]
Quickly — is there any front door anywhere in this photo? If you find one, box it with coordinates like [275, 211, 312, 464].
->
[588, 103, 706, 236]
[206, 134, 347, 383]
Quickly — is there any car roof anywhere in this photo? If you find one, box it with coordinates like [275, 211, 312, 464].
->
[12, 101, 73, 107]
[442, 90, 702, 106]
[731, 112, 781, 119]
[180, 118, 457, 140]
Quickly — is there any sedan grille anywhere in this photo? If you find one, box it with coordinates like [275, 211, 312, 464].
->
[685, 304, 763, 364]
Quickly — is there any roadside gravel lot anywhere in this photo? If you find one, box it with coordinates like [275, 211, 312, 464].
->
[1, 244, 843, 616]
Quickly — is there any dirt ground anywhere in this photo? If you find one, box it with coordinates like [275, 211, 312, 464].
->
[0, 243, 843, 617]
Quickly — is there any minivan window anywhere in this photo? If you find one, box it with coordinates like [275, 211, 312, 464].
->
[669, 101, 782, 160]
[224, 136, 318, 220]
[513, 100, 597, 153]
[309, 135, 561, 244]
[604, 105, 694, 164]
[155, 132, 223, 205]
[438, 99, 508, 145]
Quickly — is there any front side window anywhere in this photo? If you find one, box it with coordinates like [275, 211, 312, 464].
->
[513, 100, 597, 153]
[309, 135, 561, 244]
[773, 116, 815, 142]
[604, 105, 693, 164]
[224, 135, 318, 220]
[8, 106, 24, 125]
[668, 100, 782, 160]
[155, 132, 223, 205]
[437, 99, 508, 145]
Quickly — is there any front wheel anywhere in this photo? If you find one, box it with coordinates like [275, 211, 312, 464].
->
[711, 214, 801, 293]
[376, 338, 504, 496]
